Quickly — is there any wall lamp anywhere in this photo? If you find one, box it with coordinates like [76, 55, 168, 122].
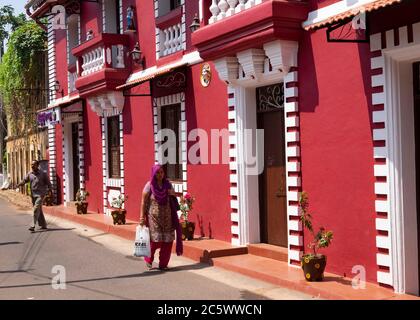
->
[130, 42, 144, 68]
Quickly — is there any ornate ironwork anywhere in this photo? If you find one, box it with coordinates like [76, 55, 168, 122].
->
[326, 14, 369, 43]
[65, 1, 81, 15]
[156, 72, 186, 89]
[256, 84, 284, 113]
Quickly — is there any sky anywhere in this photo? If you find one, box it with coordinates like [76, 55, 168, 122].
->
[0, 0, 27, 15]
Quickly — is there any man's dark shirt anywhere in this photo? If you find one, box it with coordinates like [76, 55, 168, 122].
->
[22, 170, 52, 197]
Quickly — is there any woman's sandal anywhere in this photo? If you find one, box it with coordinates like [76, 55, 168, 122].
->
[145, 262, 153, 270]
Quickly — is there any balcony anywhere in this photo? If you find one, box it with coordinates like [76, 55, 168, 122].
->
[192, 0, 308, 61]
[156, 6, 185, 59]
[72, 33, 130, 97]
[209, 0, 263, 24]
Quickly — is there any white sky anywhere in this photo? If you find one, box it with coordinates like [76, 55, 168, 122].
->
[0, 0, 27, 15]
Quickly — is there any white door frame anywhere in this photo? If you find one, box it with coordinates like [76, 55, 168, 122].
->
[63, 115, 80, 204]
[384, 43, 420, 295]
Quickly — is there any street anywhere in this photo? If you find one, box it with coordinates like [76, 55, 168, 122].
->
[0, 198, 316, 300]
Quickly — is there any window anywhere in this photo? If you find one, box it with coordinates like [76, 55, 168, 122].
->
[67, 15, 79, 66]
[107, 116, 121, 178]
[103, 0, 121, 34]
[158, 0, 181, 17]
[161, 105, 182, 181]
[170, 0, 181, 10]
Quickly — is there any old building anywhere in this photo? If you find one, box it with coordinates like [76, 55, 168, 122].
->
[26, 0, 420, 296]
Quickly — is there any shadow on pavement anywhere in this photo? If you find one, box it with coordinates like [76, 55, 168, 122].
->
[30, 228, 76, 233]
[0, 241, 22, 246]
[0, 269, 33, 274]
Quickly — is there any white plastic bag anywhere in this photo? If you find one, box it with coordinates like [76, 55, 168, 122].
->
[133, 225, 151, 257]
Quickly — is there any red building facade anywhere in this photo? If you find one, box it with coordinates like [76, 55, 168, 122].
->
[26, 0, 420, 296]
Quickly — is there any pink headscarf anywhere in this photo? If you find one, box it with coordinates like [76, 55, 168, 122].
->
[150, 164, 171, 206]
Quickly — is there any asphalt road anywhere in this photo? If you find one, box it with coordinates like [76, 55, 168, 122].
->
[0, 198, 316, 300]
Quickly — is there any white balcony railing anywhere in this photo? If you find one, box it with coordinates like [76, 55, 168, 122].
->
[80, 45, 125, 76]
[160, 23, 183, 57]
[209, 0, 263, 24]
[81, 47, 105, 76]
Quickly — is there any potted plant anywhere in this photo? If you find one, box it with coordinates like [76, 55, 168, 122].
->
[179, 193, 195, 240]
[43, 189, 54, 206]
[299, 191, 333, 282]
[75, 189, 89, 214]
[111, 194, 127, 225]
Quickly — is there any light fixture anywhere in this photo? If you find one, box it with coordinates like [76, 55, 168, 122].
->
[130, 42, 143, 67]
[54, 80, 64, 97]
[189, 14, 200, 33]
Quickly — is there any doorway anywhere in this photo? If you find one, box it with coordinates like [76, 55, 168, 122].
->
[257, 84, 288, 247]
[71, 122, 80, 200]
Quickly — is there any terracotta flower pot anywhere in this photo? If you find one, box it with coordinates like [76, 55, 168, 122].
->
[181, 221, 195, 240]
[111, 209, 126, 225]
[76, 202, 88, 214]
[43, 193, 54, 206]
[301, 254, 327, 282]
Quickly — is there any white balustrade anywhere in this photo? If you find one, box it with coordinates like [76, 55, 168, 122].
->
[209, 0, 263, 24]
[160, 23, 183, 57]
[81, 46, 105, 76]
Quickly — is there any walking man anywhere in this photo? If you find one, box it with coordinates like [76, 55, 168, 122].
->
[17, 160, 52, 232]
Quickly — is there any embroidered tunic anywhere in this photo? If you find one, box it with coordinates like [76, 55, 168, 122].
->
[143, 181, 175, 242]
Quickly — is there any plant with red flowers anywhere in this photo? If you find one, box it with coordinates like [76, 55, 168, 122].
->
[179, 193, 195, 223]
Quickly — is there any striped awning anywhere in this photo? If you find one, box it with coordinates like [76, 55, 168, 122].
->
[303, 0, 402, 30]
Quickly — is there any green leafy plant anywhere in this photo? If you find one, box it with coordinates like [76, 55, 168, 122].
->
[75, 189, 89, 205]
[179, 193, 195, 223]
[299, 191, 333, 258]
[111, 194, 127, 210]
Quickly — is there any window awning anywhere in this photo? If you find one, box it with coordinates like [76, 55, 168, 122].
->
[116, 61, 188, 91]
[303, 0, 402, 31]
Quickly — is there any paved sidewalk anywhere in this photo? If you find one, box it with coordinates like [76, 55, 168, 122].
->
[1, 190, 419, 300]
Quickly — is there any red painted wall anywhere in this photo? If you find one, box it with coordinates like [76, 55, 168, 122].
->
[123, 83, 155, 221]
[136, 0, 157, 69]
[186, 63, 232, 241]
[80, 2, 102, 40]
[299, 28, 377, 281]
[83, 103, 104, 214]
[55, 28, 68, 97]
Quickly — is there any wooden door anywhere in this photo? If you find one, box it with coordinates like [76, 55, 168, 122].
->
[71, 122, 80, 200]
[414, 61, 420, 294]
[257, 84, 288, 247]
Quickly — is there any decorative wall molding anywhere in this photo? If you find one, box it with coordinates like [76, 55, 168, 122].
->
[369, 21, 420, 292]
[214, 40, 298, 87]
[61, 112, 84, 205]
[154, 93, 188, 194]
[101, 112, 125, 215]
[47, 16, 56, 105]
[214, 40, 302, 265]
[87, 91, 125, 117]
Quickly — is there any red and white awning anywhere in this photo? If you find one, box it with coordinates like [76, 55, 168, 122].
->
[303, 0, 402, 30]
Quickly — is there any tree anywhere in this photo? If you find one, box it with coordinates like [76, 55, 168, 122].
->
[0, 5, 27, 59]
[0, 20, 46, 149]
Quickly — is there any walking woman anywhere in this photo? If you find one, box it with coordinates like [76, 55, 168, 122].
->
[139, 165, 182, 270]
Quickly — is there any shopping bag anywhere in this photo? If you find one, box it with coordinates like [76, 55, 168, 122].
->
[133, 225, 151, 257]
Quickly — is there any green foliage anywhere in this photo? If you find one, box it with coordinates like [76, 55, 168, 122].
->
[299, 191, 334, 257]
[76, 189, 90, 204]
[111, 194, 128, 210]
[0, 20, 46, 137]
